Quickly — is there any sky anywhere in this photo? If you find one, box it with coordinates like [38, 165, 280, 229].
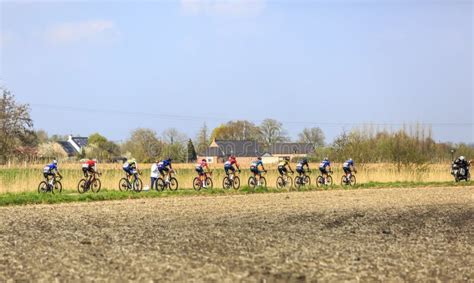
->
[0, 0, 473, 144]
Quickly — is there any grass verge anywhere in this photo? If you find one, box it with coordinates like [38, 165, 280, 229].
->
[0, 181, 471, 207]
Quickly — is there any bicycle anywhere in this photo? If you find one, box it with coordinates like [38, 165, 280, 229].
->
[78, 172, 102, 194]
[193, 171, 213, 191]
[341, 171, 357, 186]
[38, 175, 63, 194]
[156, 170, 179, 191]
[316, 171, 333, 187]
[276, 172, 293, 189]
[248, 171, 267, 189]
[223, 170, 241, 190]
[118, 171, 143, 192]
[294, 170, 311, 189]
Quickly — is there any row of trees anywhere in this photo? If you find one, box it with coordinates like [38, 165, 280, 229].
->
[1, 88, 473, 164]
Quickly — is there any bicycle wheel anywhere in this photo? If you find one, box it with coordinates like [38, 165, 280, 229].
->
[92, 179, 102, 193]
[316, 176, 324, 188]
[156, 178, 165, 191]
[233, 176, 241, 190]
[248, 177, 256, 189]
[169, 177, 179, 191]
[259, 177, 267, 188]
[119, 178, 130, 191]
[349, 175, 357, 186]
[193, 177, 202, 191]
[326, 176, 333, 187]
[133, 178, 143, 192]
[53, 181, 63, 194]
[205, 178, 213, 189]
[38, 181, 48, 193]
[77, 179, 87, 194]
[294, 176, 302, 189]
[276, 176, 285, 189]
[304, 176, 311, 186]
[223, 177, 232, 190]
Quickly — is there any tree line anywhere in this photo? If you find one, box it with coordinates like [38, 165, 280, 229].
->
[1, 88, 472, 164]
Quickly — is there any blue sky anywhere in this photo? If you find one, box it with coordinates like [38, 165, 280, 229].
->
[1, 0, 472, 143]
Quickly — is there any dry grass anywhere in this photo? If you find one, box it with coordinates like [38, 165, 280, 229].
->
[0, 162, 454, 193]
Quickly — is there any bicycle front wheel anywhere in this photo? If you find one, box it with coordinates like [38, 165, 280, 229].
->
[205, 178, 213, 189]
[260, 177, 267, 188]
[233, 176, 241, 190]
[350, 175, 356, 186]
[92, 179, 102, 193]
[133, 178, 143, 192]
[169, 177, 179, 191]
[54, 181, 63, 194]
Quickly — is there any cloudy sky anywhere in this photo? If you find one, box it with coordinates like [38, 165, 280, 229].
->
[0, 0, 472, 143]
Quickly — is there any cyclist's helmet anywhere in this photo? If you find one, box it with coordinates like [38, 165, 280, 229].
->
[324, 157, 329, 161]
[53, 160, 58, 165]
[349, 158, 353, 162]
[167, 157, 172, 162]
[460, 156, 465, 161]
[258, 156, 262, 160]
[285, 156, 290, 161]
[130, 159, 136, 164]
[202, 159, 207, 162]
[230, 155, 236, 159]
[303, 158, 308, 163]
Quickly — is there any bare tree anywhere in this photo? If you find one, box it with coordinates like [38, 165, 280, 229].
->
[195, 123, 210, 154]
[259, 119, 290, 146]
[297, 127, 325, 147]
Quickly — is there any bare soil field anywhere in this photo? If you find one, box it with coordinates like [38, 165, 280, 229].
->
[0, 186, 472, 282]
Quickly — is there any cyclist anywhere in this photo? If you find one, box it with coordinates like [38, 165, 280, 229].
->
[453, 156, 470, 178]
[82, 159, 97, 183]
[122, 158, 139, 179]
[195, 158, 211, 187]
[278, 156, 294, 176]
[342, 158, 357, 180]
[224, 155, 240, 179]
[158, 158, 173, 183]
[43, 159, 62, 185]
[250, 156, 267, 185]
[296, 158, 310, 176]
[319, 157, 332, 184]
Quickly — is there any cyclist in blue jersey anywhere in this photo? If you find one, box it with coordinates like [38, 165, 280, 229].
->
[250, 157, 267, 184]
[319, 157, 332, 184]
[296, 158, 310, 176]
[342, 158, 357, 179]
[122, 159, 139, 180]
[158, 158, 174, 183]
[43, 160, 62, 184]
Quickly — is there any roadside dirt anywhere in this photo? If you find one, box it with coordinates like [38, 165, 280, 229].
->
[0, 186, 472, 282]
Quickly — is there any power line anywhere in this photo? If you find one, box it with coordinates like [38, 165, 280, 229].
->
[30, 102, 474, 128]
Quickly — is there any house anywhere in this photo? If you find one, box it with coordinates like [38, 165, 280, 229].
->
[198, 140, 264, 164]
[198, 140, 314, 165]
[58, 135, 89, 157]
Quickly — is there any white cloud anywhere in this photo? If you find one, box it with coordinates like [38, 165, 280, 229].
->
[181, 0, 266, 17]
[46, 20, 119, 45]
